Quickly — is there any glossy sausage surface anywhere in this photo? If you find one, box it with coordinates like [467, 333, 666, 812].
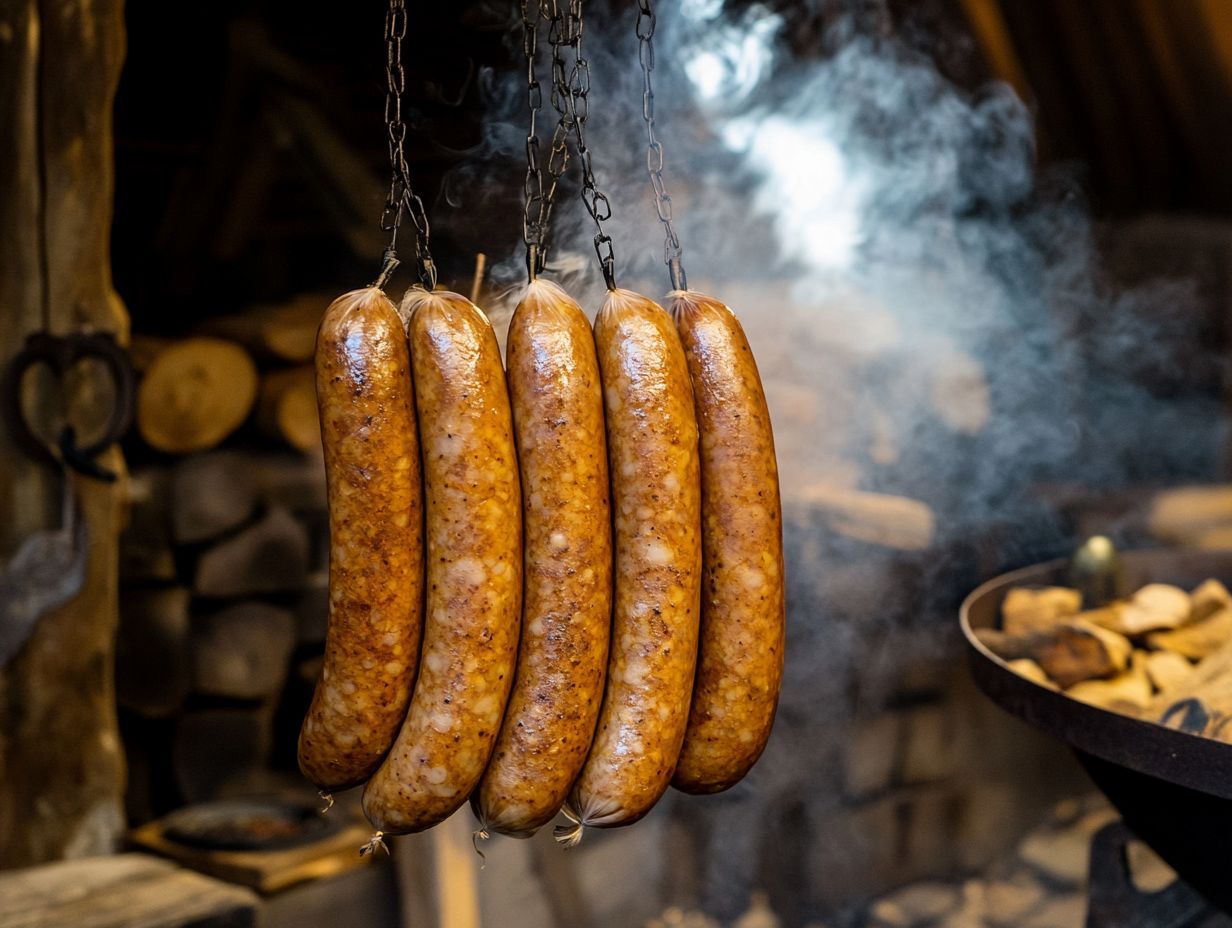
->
[669, 290, 784, 794]
[472, 279, 612, 838]
[298, 287, 423, 793]
[562, 288, 701, 842]
[362, 289, 522, 835]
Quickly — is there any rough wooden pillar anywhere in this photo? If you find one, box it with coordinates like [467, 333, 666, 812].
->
[0, 0, 130, 866]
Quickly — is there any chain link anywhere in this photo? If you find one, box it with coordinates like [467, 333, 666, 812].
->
[377, 0, 436, 290]
[521, 1, 573, 280]
[547, 0, 617, 290]
[636, 0, 686, 291]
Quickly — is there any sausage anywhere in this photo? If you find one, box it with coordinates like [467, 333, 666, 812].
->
[559, 288, 701, 845]
[471, 279, 612, 838]
[298, 287, 424, 794]
[668, 291, 784, 795]
[361, 288, 522, 837]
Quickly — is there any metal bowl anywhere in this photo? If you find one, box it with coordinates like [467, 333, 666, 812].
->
[961, 549, 1232, 913]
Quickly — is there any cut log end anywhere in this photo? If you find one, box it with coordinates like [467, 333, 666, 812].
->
[137, 337, 258, 453]
[256, 366, 320, 453]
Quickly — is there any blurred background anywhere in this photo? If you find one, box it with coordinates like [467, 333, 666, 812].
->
[5, 0, 1232, 926]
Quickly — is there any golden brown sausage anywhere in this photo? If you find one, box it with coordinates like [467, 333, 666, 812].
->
[471, 279, 612, 838]
[668, 290, 784, 794]
[559, 288, 701, 845]
[298, 287, 423, 794]
[361, 288, 522, 838]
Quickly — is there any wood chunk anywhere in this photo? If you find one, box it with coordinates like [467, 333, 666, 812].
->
[116, 587, 192, 717]
[796, 484, 935, 551]
[937, 880, 989, 928]
[1065, 653, 1152, 712]
[1146, 607, 1232, 659]
[1190, 579, 1231, 621]
[252, 452, 327, 514]
[1077, 603, 1134, 636]
[973, 627, 1028, 658]
[1119, 583, 1192, 635]
[127, 334, 173, 374]
[194, 507, 309, 597]
[0, 853, 259, 928]
[1001, 586, 1082, 635]
[1127, 839, 1178, 893]
[1039, 623, 1131, 687]
[199, 293, 330, 363]
[294, 571, 329, 644]
[256, 366, 320, 453]
[1144, 650, 1195, 694]
[1190, 526, 1232, 550]
[120, 468, 176, 582]
[192, 601, 295, 700]
[870, 882, 960, 927]
[1007, 659, 1056, 688]
[297, 655, 324, 688]
[136, 337, 258, 453]
[977, 622, 1130, 688]
[982, 877, 1045, 926]
[1148, 632, 1232, 724]
[1147, 485, 1232, 545]
[171, 451, 259, 544]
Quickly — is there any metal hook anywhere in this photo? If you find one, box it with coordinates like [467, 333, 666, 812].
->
[668, 255, 687, 292]
[419, 255, 438, 291]
[373, 247, 401, 290]
[526, 243, 540, 282]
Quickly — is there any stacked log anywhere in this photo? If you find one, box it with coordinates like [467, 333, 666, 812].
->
[133, 311, 322, 458]
[119, 298, 331, 812]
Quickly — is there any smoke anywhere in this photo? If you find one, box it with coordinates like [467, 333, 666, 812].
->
[449, 0, 1223, 537]
[437, 1, 1228, 921]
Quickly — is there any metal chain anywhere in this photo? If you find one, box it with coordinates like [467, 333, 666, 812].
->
[521, 1, 573, 280]
[548, 0, 617, 290]
[636, 0, 686, 291]
[376, 0, 436, 290]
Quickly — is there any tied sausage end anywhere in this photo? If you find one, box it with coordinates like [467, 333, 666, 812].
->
[553, 805, 585, 848]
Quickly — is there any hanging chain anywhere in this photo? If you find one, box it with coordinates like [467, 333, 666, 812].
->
[548, 0, 617, 290]
[376, 0, 436, 290]
[635, 0, 686, 291]
[521, 1, 573, 280]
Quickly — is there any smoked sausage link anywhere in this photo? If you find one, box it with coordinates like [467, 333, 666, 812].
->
[669, 291, 785, 795]
[472, 279, 612, 838]
[362, 289, 522, 835]
[298, 287, 424, 792]
[561, 288, 702, 842]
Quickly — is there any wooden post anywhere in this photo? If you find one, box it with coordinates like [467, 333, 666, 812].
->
[0, 0, 130, 867]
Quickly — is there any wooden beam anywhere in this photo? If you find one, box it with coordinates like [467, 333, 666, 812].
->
[0, 0, 51, 550]
[956, 0, 1033, 105]
[0, 0, 130, 868]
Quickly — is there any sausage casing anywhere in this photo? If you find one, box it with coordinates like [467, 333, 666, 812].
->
[472, 279, 612, 838]
[298, 287, 423, 792]
[669, 291, 784, 794]
[361, 289, 522, 835]
[562, 288, 701, 842]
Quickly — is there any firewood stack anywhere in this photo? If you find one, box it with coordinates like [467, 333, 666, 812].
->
[118, 293, 335, 814]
